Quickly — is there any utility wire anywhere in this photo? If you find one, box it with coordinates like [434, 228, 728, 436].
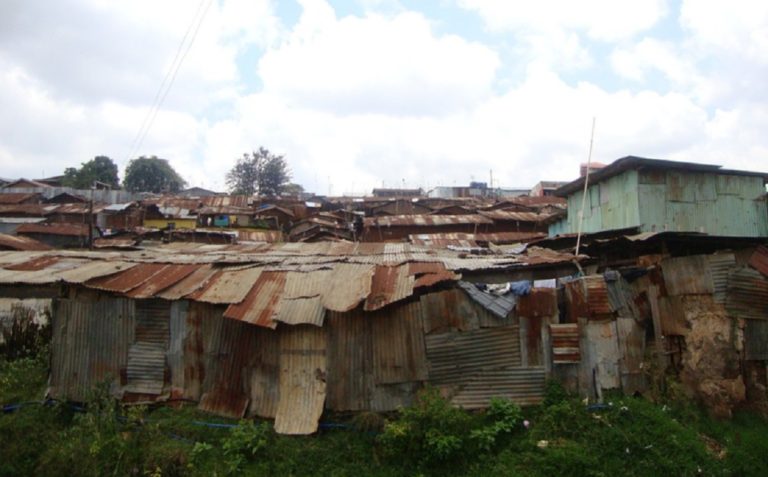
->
[125, 0, 213, 162]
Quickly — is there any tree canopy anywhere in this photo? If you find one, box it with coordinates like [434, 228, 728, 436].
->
[62, 156, 120, 189]
[123, 156, 187, 193]
[225, 147, 291, 196]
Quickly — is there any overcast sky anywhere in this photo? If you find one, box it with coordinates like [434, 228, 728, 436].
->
[1, 0, 766, 195]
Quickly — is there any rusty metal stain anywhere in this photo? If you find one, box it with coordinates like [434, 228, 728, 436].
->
[726, 267, 768, 321]
[223, 271, 286, 328]
[321, 263, 375, 312]
[564, 280, 587, 321]
[4, 255, 60, 271]
[749, 245, 768, 278]
[126, 264, 200, 299]
[155, 264, 219, 300]
[364, 265, 414, 311]
[661, 255, 714, 296]
[274, 325, 327, 435]
[584, 276, 612, 317]
[86, 263, 169, 293]
[369, 300, 428, 385]
[550, 323, 580, 363]
[188, 266, 264, 304]
[419, 288, 480, 334]
[273, 296, 325, 326]
[517, 288, 557, 318]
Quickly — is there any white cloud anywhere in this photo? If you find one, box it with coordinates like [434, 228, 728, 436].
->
[457, 0, 669, 41]
[258, 4, 500, 116]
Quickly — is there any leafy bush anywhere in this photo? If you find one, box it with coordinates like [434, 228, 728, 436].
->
[0, 304, 51, 360]
[378, 388, 524, 474]
[221, 420, 271, 474]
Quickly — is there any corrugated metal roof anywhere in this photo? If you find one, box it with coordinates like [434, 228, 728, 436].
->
[478, 210, 555, 222]
[364, 265, 414, 311]
[17, 222, 90, 237]
[188, 266, 264, 304]
[726, 267, 768, 320]
[0, 193, 40, 204]
[126, 264, 200, 298]
[86, 263, 169, 293]
[155, 264, 218, 300]
[457, 281, 517, 318]
[749, 245, 768, 278]
[273, 296, 325, 326]
[223, 271, 285, 328]
[4, 255, 60, 271]
[56, 260, 138, 284]
[274, 325, 327, 435]
[321, 264, 375, 312]
[364, 214, 493, 227]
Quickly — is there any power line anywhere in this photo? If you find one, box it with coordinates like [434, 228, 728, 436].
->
[125, 0, 214, 162]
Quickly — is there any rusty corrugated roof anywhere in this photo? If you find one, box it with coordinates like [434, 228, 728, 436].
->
[223, 271, 286, 328]
[86, 263, 169, 293]
[364, 265, 414, 311]
[0, 233, 52, 251]
[478, 210, 555, 222]
[364, 214, 493, 227]
[126, 264, 200, 298]
[188, 266, 264, 304]
[16, 222, 90, 237]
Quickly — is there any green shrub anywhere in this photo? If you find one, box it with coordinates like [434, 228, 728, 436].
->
[221, 420, 271, 475]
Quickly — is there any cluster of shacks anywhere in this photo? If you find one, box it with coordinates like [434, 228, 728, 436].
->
[0, 233, 767, 433]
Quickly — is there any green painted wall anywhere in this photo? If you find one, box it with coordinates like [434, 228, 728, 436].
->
[549, 169, 768, 237]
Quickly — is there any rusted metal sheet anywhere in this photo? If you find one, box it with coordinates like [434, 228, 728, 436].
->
[517, 288, 557, 318]
[749, 245, 768, 278]
[371, 300, 428, 384]
[662, 255, 714, 296]
[745, 319, 768, 360]
[478, 210, 555, 222]
[584, 276, 612, 317]
[584, 321, 621, 391]
[274, 296, 325, 326]
[126, 264, 200, 299]
[4, 255, 60, 271]
[425, 325, 521, 384]
[326, 308, 373, 411]
[282, 270, 331, 298]
[274, 325, 327, 435]
[364, 265, 414, 311]
[615, 317, 646, 394]
[49, 297, 135, 402]
[54, 260, 136, 284]
[364, 214, 493, 227]
[188, 266, 264, 304]
[223, 271, 286, 328]
[605, 272, 640, 319]
[420, 288, 482, 334]
[564, 279, 588, 322]
[155, 264, 218, 300]
[708, 253, 736, 304]
[17, 222, 90, 237]
[550, 323, 580, 363]
[125, 299, 170, 395]
[321, 263, 375, 312]
[449, 367, 546, 408]
[0, 233, 52, 251]
[86, 263, 168, 293]
[726, 267, 768, 320]
[408, 262, 460, 288]
[657, 296, 688, 335]
[167, 300, 187, 399]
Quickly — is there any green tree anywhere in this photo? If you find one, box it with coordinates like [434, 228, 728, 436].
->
[123, 156, 186, 193]
[61, 156, 120, 189]
[225, 147, 291, 196]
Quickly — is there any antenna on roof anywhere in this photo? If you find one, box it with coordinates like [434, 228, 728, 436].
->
[575, 117, 596, 258]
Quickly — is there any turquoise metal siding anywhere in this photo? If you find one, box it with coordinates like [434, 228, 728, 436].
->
[550, 169, 767, 237]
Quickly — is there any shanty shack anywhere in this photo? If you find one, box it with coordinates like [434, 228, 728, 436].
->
[0, 243, 580, 434]
[550, 156, 768, 237]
